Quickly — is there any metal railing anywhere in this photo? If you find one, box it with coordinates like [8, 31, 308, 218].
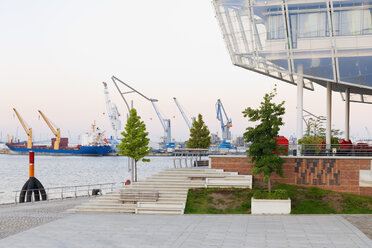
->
[173, 149, 209, 168]
[287, 143, 372, 157]
[13, 182, 117, 204]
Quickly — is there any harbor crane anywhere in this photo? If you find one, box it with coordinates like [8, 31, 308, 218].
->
[13, 108, 33, 149]
[102, 82, 121, 139]
[111, 76, 173, 149]
[215, 99, 233, 149]
[38, 110, 61, 150]
[173, 97, 195, 130]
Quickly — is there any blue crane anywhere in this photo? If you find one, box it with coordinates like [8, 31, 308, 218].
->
[173, 97, 195, 130]
[216, 99, 233, 149]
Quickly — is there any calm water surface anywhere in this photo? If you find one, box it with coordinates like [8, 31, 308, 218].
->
[0, 154, 174, 204]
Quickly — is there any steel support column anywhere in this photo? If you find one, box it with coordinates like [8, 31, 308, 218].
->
[326, 82, 332, 147]
[345, 88, 350, 141]
[296, 65, 303, 140]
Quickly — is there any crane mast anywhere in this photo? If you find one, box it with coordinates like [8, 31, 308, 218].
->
[173, 97, 194, 130]
[216, 99, 233, 149]
[38, 110, 61, 150]
[103, 82, 122, 139]
[13, 108, 33, 149]
[151, 101, 171, 144]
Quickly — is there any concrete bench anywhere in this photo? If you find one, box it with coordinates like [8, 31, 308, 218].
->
[120, 190, 159, 203]
[206, 176, 252, 189]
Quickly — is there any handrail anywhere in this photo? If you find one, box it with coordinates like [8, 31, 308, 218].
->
[13, 182, 117, 204]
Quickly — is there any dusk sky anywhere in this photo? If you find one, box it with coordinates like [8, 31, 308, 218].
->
[1, 0, 371, 144]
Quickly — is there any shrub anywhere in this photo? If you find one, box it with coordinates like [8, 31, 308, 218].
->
[253, 189, 289, 200]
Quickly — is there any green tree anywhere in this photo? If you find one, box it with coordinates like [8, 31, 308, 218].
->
[117, 108, 152, 182]
[186, 114, 211, 148]
[242, 87, 286, 193]
[304, 117, 342, 138]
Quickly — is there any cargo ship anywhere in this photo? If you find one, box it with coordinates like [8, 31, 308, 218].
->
[7, 108, 112, 156]
[6, 140, 111, 156]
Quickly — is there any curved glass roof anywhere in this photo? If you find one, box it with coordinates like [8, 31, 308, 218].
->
[214, 0, 372, 103]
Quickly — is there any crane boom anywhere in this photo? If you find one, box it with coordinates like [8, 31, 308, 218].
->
[151, 101, 166, 130]
[111, 76, 172, 147]
[13, 108, 32, 149]
[38, 110, 61, 150]
[173, 97, 192, 129]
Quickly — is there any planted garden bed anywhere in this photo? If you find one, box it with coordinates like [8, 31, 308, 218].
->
[184, 180, 372, 214]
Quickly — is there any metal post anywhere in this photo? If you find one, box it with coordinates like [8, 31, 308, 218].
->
[297, 65, 304, 141]
[326, 82, 332, 148]
[345, 88, 350, 141]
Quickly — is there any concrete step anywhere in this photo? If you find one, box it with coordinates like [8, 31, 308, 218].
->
[155, 173, 237, 177]
[75, 205, 135, 211]
[67, 208, 135, 214]
[132, 181, 204, 186]
[123, 183, 205, 192]
[82, 202, 136, 207]
[135, 207, 184, 215]
[158, 197, 187, 202]
[158, 170, 234, 175]
[86, 199, 121, 203]
[137, 201, 185, 208]
[144, 177, 191, 181]
[121, 187, 190, 192]
[96, 195, 120, 200]
[162, 168, 228, 173]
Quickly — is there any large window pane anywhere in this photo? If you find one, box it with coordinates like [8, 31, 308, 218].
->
[298, 12, 327, 38]
[267, 14, 285, 40]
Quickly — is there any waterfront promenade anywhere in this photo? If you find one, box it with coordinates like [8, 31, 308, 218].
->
[0, 202, 371, 248]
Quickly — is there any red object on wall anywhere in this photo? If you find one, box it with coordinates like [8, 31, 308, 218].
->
[274, 136, 289, 155]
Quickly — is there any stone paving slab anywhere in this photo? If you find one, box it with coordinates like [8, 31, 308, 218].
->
[0, 214, 371, 248]
[0, 197, 90, 239]
[343, 215, 372, 239]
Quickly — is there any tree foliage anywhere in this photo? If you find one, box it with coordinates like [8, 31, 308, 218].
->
[304, 117, 343, 138]
[186, 114, 211, 149]
[117, 108, 151, 181]
[242, 87, 286, 193]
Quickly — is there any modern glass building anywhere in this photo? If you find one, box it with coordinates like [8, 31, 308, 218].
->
[213, 0, 372, 142]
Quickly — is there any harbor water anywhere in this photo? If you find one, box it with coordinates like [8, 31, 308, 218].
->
[0, 154, 174, 204]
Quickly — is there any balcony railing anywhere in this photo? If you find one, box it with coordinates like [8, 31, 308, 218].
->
[285, 143, 372, 157]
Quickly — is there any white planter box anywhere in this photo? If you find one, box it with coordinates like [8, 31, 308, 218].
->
[251, 197, 291, 215]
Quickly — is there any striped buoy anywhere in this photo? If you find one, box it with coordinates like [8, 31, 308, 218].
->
[19, 152, 47, 203]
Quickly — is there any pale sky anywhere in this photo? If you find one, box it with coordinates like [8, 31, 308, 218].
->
[1, 0, 371, 144]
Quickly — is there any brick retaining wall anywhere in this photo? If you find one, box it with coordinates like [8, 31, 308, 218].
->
[210, 156, 372, 197]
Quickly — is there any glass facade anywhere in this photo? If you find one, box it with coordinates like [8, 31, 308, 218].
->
[214, 0, 372, 103]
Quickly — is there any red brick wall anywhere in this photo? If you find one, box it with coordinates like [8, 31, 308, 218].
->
[210, 156, 372, 197]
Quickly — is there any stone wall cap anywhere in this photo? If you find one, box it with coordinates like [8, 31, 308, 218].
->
[209, 155, 372, 160]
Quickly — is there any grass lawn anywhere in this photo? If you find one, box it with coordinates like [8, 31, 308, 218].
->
[184, 180, 372, 214]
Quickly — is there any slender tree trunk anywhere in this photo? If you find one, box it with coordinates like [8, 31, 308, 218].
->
[268, 176, 271, 193]
[135, 161, 137, 182]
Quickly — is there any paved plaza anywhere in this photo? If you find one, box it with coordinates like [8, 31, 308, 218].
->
[0, 213, 371, 248]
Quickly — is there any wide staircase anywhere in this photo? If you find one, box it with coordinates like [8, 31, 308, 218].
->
[68, 168, 252, 215]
